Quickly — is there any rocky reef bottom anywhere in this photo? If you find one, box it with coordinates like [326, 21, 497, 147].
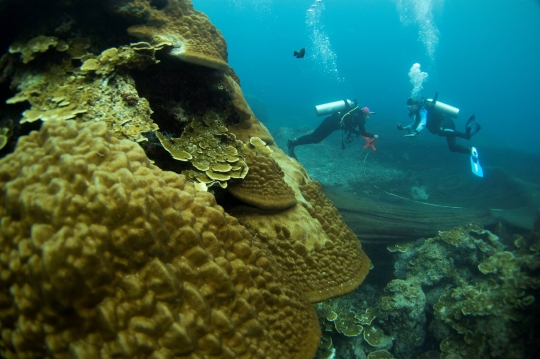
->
[269, 124, 540, 359]
[314, 222, 540, 359]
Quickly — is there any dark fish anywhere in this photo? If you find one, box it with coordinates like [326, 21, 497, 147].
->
[293, 48, 305, 59]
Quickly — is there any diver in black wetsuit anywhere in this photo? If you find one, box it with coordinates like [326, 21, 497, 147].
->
[397, 97, 481, 154]
[287, 105, 377, 159]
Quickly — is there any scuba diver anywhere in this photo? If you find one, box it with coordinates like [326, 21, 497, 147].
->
[287, 99, 377, 160]
[397, 94, 484, 176]
[397, 96, 481, 153]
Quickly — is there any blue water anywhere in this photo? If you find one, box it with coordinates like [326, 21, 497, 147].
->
[193, 0, 540, 155]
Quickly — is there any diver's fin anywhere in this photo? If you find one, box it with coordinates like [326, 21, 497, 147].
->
[470, 122, 481, 136]
[466, 122, 481, 139]
[465, 115, 481, 139]
[466, 115, 476, 129]
[470, 146, 484, 177]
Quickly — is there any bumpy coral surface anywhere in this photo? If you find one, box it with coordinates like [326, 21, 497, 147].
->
[227, 151, 297, 211]
[230, 179, 371, 303]
[0, 119, 320, 359]
[225, 75, 275, 143]
[126, 0, 229, 71]
[386, 225, 540, 359]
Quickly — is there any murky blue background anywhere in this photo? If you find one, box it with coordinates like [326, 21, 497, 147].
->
[193, 0, 540, 155]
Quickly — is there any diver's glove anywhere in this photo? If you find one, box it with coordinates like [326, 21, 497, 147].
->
[397, 123, 404, 131]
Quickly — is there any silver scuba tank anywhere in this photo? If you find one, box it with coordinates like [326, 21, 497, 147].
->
[425, 92, 460, 118]
[315, 99, 356, 116]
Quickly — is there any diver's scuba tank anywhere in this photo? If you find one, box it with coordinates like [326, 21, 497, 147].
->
[315, 99, 357, 116]
[425, 92, 460, 118]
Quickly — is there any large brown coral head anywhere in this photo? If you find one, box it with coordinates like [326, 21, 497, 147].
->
[225, 75, 275, 143]
[0, 119, 321, 359]
[227, 150, 297, 211]
[127, 0, 229, 71]
[230, 179, 371, 303]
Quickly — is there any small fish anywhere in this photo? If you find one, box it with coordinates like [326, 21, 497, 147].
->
[307, 9, 314, 13]
[293, 48, 305, 59]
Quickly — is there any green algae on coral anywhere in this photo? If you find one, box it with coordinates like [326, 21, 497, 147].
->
[363, 325, 388, 347]
[367, 349, 395, 359]
[356, 307, 378, 325]
[315, 334, 336, 359]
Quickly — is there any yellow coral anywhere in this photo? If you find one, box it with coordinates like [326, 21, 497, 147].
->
[225, 75, 275, 143]
[6, 41, 158, 142]
[0, 119, 321, 359]
[156, 113, 248, 188]
[0, 120, 13, 150]
[230, 174, 371, 303]
[127, 0, 229, 71]
[227, 150, 297, 211]
[80, 43, 160, 75]
[9, 35, 68, 63]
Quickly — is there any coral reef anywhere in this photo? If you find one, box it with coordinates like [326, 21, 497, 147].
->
[313, 284, 393, 359]
[8, 35, 69, 64]
[125, 0, 229, 71]
[225, 75, 274, 143]
[227, 149, 297, 210]
[230, 176, 371, 304]
[376, 278, 426, 355]
[383, 224, 540, 359]
[0, 119, 321, 359]
[0, 119, 13, 150]
[313, 223, 540, 359]
[0, 0, 372, 358]
[5, 37, 159, 142]
[156, 112, 249, 189]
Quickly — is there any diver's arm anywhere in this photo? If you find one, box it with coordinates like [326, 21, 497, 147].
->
[358, 124, 375, 138]
[414, 107, 427, 133]
[401, 119, 415, 131]
[403, 108, 427, 136]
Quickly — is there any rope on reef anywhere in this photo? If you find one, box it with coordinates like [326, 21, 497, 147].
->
[373, 185, 465, 209]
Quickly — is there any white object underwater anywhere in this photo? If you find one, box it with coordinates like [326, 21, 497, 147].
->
[315, 99, 356, 116]
[425, 98, 460, 118]
[470, 147, 484, 177]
